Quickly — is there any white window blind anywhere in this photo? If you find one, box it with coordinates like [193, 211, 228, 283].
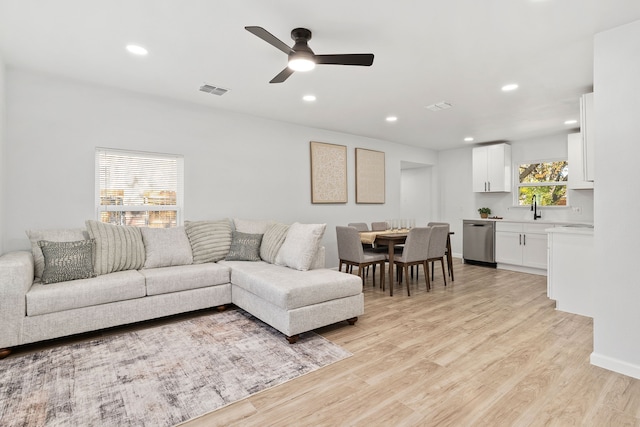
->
[96, 148, 184, 227]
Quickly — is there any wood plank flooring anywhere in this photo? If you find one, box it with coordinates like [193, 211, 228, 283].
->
[182, 260, 640, 427]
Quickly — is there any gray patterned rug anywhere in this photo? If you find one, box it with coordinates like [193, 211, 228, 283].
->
[0, 308, 351, 427]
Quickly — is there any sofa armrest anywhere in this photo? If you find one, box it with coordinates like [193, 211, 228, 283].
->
[0, 251, 34, 348]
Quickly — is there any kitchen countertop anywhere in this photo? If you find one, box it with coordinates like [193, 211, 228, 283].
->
[546, 224, 594, 235]
[464, 218, 594, 227]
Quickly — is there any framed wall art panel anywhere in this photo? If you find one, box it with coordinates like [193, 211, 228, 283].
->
[310, 141, 348, 204]
[355, 148, 385, 204]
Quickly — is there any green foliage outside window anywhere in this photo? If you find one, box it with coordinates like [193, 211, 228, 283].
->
[517, 161, 568, 206]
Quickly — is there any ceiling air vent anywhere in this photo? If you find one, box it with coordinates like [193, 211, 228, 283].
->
[425, 102, 452, 112]
[199, 84, 229, 96]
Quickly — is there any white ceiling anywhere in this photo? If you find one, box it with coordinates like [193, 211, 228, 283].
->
[1, 0, 640, 151]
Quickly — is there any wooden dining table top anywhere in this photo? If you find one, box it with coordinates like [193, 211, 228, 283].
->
[359, 229, 410, 245]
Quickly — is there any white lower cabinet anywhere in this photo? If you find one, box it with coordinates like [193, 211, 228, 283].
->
[495, 222, 553, 272]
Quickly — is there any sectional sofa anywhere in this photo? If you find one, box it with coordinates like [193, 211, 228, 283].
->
[0, 218, 364, 358]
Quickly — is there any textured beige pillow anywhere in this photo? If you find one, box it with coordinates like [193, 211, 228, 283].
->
[275, 222, 326, 271]
[140, 226, 193, 269]
[233, 218, 273, 234]
[184, 219, 232, 264]
[85, 220, 146, 276]
[26, 228, 89, 281]
[260, 222, 290, 264]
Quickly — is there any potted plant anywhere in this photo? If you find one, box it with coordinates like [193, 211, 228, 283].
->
[478, 207, 491, 218]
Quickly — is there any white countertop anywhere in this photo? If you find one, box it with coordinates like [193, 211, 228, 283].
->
[465, 218, 594, 227]
[546, 225, 594, 235]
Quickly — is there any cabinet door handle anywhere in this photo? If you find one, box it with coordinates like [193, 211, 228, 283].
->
[484, 182, 487, 192]
[488, 182, 491, 192]
[519, 234, 522, 245]
[523, 234, 526, 245]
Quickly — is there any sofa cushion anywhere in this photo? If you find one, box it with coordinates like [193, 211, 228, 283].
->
[140, 226, 193, 269]
[38, 239, 97, 284]
[233, 218, 272, 234]
[140, 263, 231, 296]
[26, 228, 89, 281]
[225, 231, 263, 261]
[85, 220, 146, 276]
[26, 270, 146, 316]
[184, 219, 232, 264]
[220, 260, 362, 310]
[260, 222, 289, 264]
[275, 222, 326, 271]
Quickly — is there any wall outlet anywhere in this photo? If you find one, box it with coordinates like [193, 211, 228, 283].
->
[572, 206, 582, 214]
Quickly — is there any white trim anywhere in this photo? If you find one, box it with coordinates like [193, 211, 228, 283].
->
[591, 352, 640, 380]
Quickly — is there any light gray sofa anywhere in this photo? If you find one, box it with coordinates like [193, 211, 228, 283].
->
[0, 219, 364, 358]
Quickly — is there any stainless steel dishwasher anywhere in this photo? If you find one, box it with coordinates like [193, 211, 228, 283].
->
[463, 220, 496, 266]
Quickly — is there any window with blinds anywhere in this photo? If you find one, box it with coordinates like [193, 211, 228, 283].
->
[96, 148, 184, 227]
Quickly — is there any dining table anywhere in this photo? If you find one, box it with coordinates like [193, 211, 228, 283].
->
[360, 229, 454, 296]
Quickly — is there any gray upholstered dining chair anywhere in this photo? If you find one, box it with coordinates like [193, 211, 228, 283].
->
[426, 225, 449, 287]
[348, 222, 369, 232]
[371, 221, 388, 231]
[336, 226, 386, 289]
[392, 227, 432, 296]
[427, 222, 451, 281]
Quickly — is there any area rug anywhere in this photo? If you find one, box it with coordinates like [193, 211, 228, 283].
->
[0, 309, 352, 427]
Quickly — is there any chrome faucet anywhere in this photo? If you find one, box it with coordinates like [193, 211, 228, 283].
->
[531, 195, 541, 220]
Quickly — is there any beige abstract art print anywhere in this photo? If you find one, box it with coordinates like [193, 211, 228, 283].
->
[356, 148, 385, 204]
[310, 141, 348, 204]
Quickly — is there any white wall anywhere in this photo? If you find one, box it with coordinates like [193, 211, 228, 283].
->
[400, 166, 434, 226]
[591, 19, 640, 379]
[437, 134, 594, 257]
[2, 68, 438, 267]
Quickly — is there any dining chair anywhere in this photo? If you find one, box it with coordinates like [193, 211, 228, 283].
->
[426, 225, 449, 287]
[336, 226, 386, 289]
[348, 222, 369, 232]
[427, 222, 452, 281]
[371, 221, 388, 231]
[392, 227, 431, 296]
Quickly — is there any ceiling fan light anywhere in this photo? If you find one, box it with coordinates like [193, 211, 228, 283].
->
[288, 58, 316, 72]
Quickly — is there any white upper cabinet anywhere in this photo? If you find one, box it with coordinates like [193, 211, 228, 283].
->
[567, 132, 594, 190]
[472, 143, 512, 192]
[580, 92, 595, 181]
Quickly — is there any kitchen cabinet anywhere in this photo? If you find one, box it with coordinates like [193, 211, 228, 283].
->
[567, 132, 594, 190]
[495, 222, 552, 271]
[579, 92, 595, 181]
[472, 143, 511, 192]
[547, 226, 594, 317]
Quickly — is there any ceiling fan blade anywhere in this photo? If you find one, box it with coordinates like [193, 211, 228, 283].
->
[270, 67, 295, 84]
[315, 54, 374, 66]
[245, 26, 293, 55]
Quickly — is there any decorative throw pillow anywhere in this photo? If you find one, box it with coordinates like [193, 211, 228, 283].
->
[38, 239, 96, 284]
[140, 226, 193, 269]
[233, 218, 273, 234]
[184, 219, 232, 264]
[275, 222, 326, 271]
[85, 220, 146, 276]
[225, 231, 263, 261]
[260, 222, 290, 264]
[26, 228, 89, 281]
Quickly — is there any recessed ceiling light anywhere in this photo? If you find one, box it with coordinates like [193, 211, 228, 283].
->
[302, 95, 316, 102]
[564, 119, 578, 125]
[126, 44, 148, 56]
[501, 83, 519, 92]
[386, 116, 398, 122]
[464, 137, 474, 142]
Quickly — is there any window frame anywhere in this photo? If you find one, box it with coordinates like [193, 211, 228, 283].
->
[95, 148, 184, 227]
[513, 157, 569, 207]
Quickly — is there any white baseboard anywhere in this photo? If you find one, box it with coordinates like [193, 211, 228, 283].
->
[590, 352, 640, 380]
[496, 263, 546, 276]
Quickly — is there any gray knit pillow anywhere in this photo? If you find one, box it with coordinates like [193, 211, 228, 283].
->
[184, 219, 232, 264]
[225, 231, 263, 261]
[85, 220, 146, 276]
[38, 239, 96, 284]
[260, 222, 290, 264]
[26, 228, 89, 281]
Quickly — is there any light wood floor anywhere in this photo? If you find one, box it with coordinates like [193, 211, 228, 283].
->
[183, 260, 640, 427]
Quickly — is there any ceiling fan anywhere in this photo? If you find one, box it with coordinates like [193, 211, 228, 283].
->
[245, 26, 374, 83]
